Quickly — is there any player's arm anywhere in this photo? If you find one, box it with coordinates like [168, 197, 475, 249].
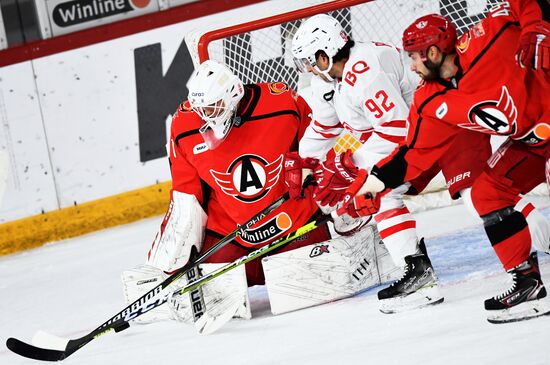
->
[284, 88, 332, 200]
[147, 112, 207, 273]
[507, 0, 550, 70]
[370, 112, 458, 193]
[296, 79, 344, 160]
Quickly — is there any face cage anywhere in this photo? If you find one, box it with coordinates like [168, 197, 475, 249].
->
[293, 56, 334, 81]
[198, 122, 232, 150]
[192, 101, 229, 124]
[193, 102, 234, 149]
[294, 56, 313, 73]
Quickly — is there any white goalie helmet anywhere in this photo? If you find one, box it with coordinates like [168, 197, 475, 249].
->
[187, 60, 245, 149]
[292, 14, 348, 81]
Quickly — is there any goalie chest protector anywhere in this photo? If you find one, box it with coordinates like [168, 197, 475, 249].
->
[169, 83, 319, 248]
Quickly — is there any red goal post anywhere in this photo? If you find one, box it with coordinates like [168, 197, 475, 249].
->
[184, 0, 547, 210]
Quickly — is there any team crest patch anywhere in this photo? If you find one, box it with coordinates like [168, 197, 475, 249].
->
[457, 33, 470, 53]
[179, 100, 192, 112]
[210, 154, 283, 202]
[461, 86, 517, 136]
[415, 20, 427, 29]
[472, 22, 485, 38]
[268, 82, 289, 95]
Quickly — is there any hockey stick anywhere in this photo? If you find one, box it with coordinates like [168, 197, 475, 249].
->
[6, 191, 291, 362]
[174, 214, 331, 296]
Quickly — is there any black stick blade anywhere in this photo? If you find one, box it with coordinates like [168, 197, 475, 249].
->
[6, 338, 67, 362]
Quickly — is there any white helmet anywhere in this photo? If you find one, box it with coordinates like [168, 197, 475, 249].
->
[187, 60, 244, 149]
[291, 14, 348, 81]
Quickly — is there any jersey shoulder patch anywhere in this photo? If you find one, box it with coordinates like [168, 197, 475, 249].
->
[267, 82, 289, 95]
[172, 103, 202, 137]
[179, 100, 193, 112]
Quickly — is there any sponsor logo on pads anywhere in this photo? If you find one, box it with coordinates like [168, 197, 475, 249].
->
[309, 244, 330, 258]
[239, 212, 292, 245]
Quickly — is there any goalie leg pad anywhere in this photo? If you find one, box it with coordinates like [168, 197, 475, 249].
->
[122, 262, 250, 328]
[170, 263, 251, 334]
[121, 265, 174, 324]
[262, 225, 397, 315]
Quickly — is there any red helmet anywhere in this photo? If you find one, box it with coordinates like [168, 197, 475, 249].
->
[402, 14, 457, 60]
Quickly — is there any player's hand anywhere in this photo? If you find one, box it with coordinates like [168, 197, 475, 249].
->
[516, 22, 550, 71]
[337, 193, 381, 218]
[313, 149, 359, 207]
[336, 169, 380, 218]
[283, 152, 319, 200]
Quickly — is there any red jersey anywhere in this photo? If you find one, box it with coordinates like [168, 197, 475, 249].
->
[168, 82, 319, 248]
[372, 0, 550, 189]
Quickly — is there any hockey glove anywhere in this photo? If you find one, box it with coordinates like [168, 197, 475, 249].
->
[283, 152, 319, 200]
[516, 22, 550, 71]
[336, 169, 381, 218]
[313, 149, 359, 207]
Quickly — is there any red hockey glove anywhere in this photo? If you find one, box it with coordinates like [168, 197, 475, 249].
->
[313, 149, 359, 207]
[338, 193, 381, 218]
[516, 22, 550, 71]
[283, 152, 319, 200]
[336, 169, 381, 218]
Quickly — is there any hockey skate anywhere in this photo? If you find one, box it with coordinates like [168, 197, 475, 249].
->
[377, 240, 443, 314]
[485, 252, 550, 324]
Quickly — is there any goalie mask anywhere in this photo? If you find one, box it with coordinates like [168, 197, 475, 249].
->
[291, 14, 348, 82]
[187, 60, 245, 149]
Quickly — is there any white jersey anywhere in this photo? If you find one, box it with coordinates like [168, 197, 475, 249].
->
[335, 41, 417, 169]
[298, 40, 424, 272]
[299, 41, 418, 168]
[298, 76, 342, 160]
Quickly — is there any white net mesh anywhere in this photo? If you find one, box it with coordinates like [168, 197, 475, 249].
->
[185, 0, 547, 207]
[196, 0, 498, 87]
[189, 0, 498, 155]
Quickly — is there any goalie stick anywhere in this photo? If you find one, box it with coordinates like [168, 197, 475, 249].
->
[6, 191, 292, 362]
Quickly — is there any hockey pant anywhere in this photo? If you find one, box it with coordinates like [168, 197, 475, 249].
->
[471, 139, 550, 271]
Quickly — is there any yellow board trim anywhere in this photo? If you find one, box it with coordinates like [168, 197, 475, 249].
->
[0, 181, 172, 256]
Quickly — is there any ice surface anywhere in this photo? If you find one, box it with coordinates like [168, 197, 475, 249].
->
[1, 200, 550, 365]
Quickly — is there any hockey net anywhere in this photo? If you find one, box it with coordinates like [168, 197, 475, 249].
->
[184, 0, 547, 211]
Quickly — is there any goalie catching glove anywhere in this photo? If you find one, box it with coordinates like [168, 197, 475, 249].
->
[313, 149, 359, 207]
[336, 169, 381, 218]
[283, 152, 319, 200]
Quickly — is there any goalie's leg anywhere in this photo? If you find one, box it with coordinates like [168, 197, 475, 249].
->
[121, 262, 251, 329]
[262, 224, 399, 315]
